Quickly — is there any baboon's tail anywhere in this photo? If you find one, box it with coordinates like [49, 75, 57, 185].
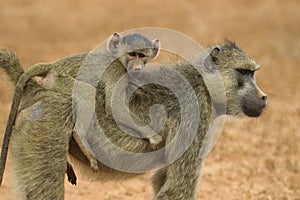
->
[0, 49, 24, 85]
[0, 49, 24, 186]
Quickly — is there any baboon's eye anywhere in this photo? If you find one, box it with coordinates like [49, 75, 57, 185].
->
[236, 69, 254, 78]
[128, 52, 137, 57]
[138, 53, 146, 58]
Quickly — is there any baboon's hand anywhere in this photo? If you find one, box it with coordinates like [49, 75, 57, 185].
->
[149, 134, 164, 150]
[90, 157, 99, 172]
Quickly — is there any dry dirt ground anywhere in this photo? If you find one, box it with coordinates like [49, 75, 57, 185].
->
[0, 0, 299, 199]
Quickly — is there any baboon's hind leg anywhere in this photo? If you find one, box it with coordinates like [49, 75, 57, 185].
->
[10, 106, 71, 200]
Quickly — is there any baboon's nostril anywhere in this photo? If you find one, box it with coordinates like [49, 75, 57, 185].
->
[262, 95, 267, 101]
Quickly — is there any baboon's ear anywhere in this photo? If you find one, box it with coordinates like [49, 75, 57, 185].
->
[210, 46, 220, 63]
[204, 46, 221, 71]
[150, 38, 160, 58]
[108, 32, 123, 51]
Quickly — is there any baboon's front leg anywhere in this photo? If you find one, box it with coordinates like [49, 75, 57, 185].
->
[154, 148, 204, 200]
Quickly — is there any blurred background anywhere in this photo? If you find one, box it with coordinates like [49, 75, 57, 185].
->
[0, 0, 299, 199]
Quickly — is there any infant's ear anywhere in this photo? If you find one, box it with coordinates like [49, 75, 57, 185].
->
[150, 38, 160, 59]
[108, 32, 123, 51]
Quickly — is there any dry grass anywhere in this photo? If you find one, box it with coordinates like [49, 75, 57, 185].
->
[0, 0, 299, 199]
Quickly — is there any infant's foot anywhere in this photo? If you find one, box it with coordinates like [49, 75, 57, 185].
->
[148, 134, 163, 150]
[90, 157, 99, 172]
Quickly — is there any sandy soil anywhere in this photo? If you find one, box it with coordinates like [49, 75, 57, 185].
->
[0, 0, 299, 199]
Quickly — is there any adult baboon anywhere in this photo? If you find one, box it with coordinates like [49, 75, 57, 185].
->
[0, 40, 267, 200]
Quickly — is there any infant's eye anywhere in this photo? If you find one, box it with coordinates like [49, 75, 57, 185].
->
[128, 52, 136, 57]
[138, 53, 146, 58]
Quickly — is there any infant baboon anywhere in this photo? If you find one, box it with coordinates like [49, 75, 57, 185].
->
[37, 32, 162, 149]
[107, 32, 162, 149]
[0, 40, 267, 200]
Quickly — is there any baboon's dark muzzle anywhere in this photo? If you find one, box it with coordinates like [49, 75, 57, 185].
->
[242, 91, 267, 117]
